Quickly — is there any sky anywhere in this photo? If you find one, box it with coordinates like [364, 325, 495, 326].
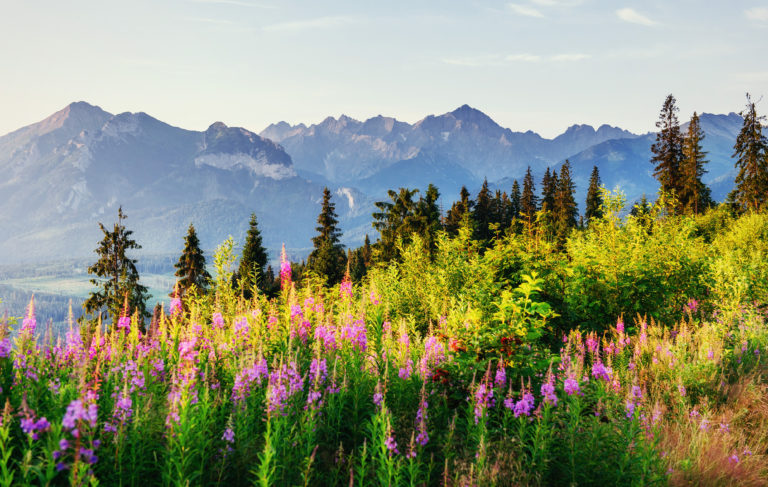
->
[1, 0, 767, 138]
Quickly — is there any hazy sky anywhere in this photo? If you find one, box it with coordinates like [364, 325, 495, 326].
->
[1, 1, 767, 138]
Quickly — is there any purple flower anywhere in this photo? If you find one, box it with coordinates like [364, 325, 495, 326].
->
[564, 377, 580, 396]
[591, 361, 612, 382]
[513, 392, 535, 418]
[385, 435, 399, 454]
[212, 312, 225, 329]
[117, 316, 131, 333]
[62, 398, 98, 430]
[616, 319, 625, 334]
[540, 381, 557, 406]
[170, 298, 182, 316]
[340, 279, 353, 300]
[280, 244, 291, 290]
[373, 392, 383, 407]
[222, 428, 235, 444]
[494, 365, 507, 388]
[685, 299, 698, 313]
[414, 400, 429, 446]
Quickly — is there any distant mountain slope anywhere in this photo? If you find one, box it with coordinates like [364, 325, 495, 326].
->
[261, 105, 639, 195]
[0, 102, 371, 264]
[0, 102, 748, 265]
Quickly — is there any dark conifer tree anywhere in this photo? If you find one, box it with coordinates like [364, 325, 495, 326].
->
[361, 234, 372, 267]
[308, 187, 346, 284]
[82, 206, 150, 326]
[651, 94, 684, 205]
[540, 168, 557, 212]
[236, 213, 269, 299]
[554, 160, 578, 242]
[585, 165, 603, 225]
[472, 179, 493, 242]
[510, 179, 521, 220]
[173, 223, 211, 299]
[681, 112, 712, 214]
[415, 184, 442, 253]
[630, 195, 652, 218]
[372, 187, 420, 261]
[732, 93, 768, 212]
[521, 166, 538, 226]
[444, 186, 474, 236]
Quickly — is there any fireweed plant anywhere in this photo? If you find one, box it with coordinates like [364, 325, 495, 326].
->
[0, 203, 767, 485]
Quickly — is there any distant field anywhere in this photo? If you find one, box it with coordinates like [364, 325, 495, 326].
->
[1, 273, 177, 304]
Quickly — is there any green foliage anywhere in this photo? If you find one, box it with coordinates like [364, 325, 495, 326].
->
[174, 223, 211, 299]
[733, 93, 768, 212]
[236, 213, 269, 299]
[81, 206, 150, 326]
[308, 187, 346, 285]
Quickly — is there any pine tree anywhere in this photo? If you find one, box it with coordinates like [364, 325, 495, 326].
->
[554, 160, 578, 242]
[651, 94, 684, 205]
[414, 184, 442, 254]
[372, 187, 420, 261]
[539, 168, 559, 240]
[236, 213, 269, 299]
[173, 223, 211, 299]
[472, 179, 493, 242]
[733, 93, 768, 212]
[681, 112, 712, 214]
[308, 187, 346, 284]
[82, 206, 150, 326]
[521, 166, 538, 226]
[444, 186, 474, 236]
[585, 165, 603, 225]
[510, 180, 521, 220]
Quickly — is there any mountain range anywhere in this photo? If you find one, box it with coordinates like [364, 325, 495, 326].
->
[0, 102, 745, 265]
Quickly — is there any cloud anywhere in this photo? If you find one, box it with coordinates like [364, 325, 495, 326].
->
[263, 16, 357, 32]
[507, 3, 545, 18]
[745, 7, 768, 21]
[616, 8, 657, 26]
[185, 17, 234, 25]
[506, 53, 543, 62]
[551, 53, 591, 61]
[530, 0, 582, 6]
[188, 0, 274, 7]
[444, 52, 591, 66]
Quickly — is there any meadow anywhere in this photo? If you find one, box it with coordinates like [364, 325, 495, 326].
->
[1, 194, 767, 486]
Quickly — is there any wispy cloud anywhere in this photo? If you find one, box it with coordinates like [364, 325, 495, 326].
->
[185, 17, 234, 25]
[507, 3, 545, 18]
[263, 15, 357, 32]
[745, 7, 768, 21]
[506, 53, 543, 62]
[530, 0, 582, 6]
[188, 0, 275, 7]
[551, 53, 591, 62]
[444, 52, 590, 66]
[616, 8, 657, 26]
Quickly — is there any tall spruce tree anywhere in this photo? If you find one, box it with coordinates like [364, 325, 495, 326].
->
[554, 160, 578, 242]
[173, 223, 211, 299]
[651, 94, 684, 205]
[414, 184, 442, 255]
[681, 112, 712, 214]
[732, 93, 768, 212]
[235, 213, 269, 299]
[308, 187, 346, 284]
[472, 179, 493, 242]
[443, 186, 474, 236]
[372, 187, 420, 261]
[521, 166, 538, 226]
[82, 206, 150, 326]
[585, 165, 603, 225]
[510, 179, 521, 220]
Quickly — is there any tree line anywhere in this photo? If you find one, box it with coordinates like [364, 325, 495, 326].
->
[79, 93, 768, 326]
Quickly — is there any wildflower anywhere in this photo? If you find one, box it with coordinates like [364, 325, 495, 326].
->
[494, 363, 507, 388]
[212, 312, 225, 329]
[678, 384, 686, 397]
[591, 361, 612, 382]
[63, 398, 98, 431]
[616, 318, 625, 334]
[222, 427, 235, 444]
[540, 380, 557, 406]
[563, 377, 580, 396]
[21, 297, 36, 336]
[513, 391, 535, 418]
[280, 244, 291, 290]
[474, 381, 495, 423]
[117, 316, 131, 333]
[385, 435, 399, 455]
[373, 392, 383, 407]
[729, 454, 739, 465]
[340, 274, 353, 301]
[170, 297, 182, 317]
[369, 290, 381, 306]
[399, 359, 413, 380]
[414, 399, 429, 446]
